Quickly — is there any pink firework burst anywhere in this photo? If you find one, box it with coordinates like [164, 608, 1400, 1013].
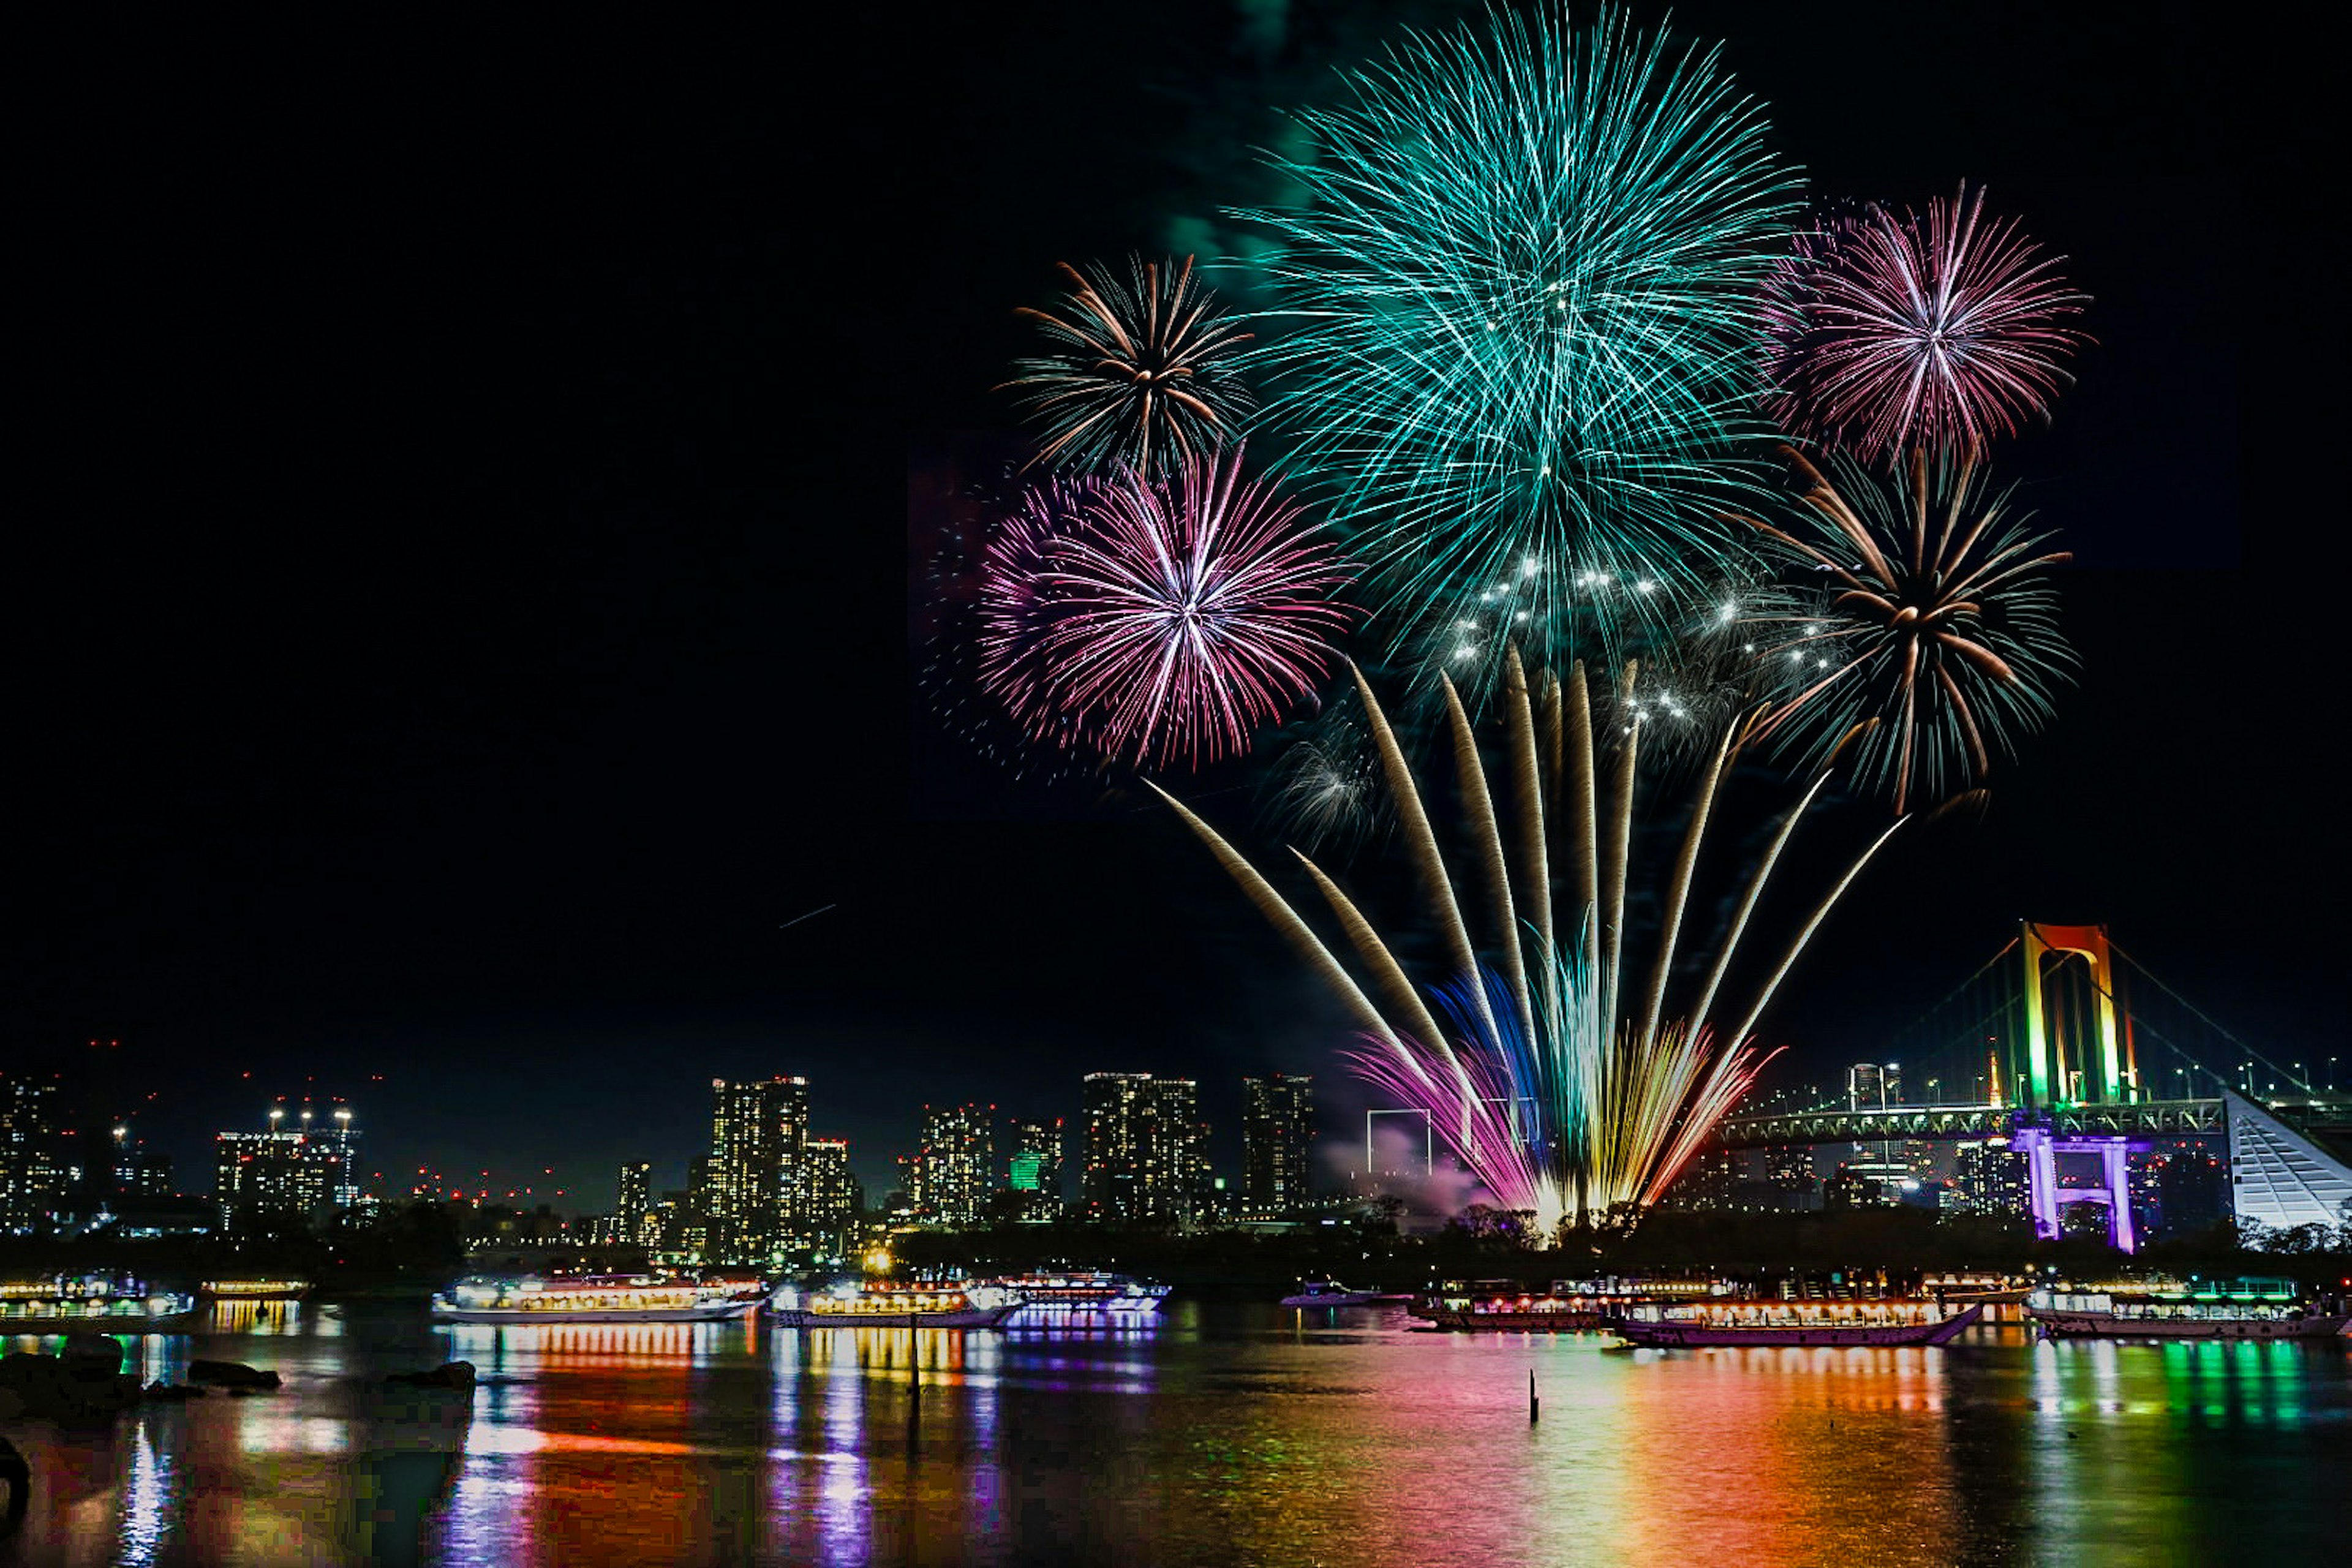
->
[977, 448, 1355, 770]
[1764, 184, 2090, 462]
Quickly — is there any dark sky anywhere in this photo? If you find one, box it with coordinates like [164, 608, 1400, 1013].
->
[11, 4, 2335, 1210]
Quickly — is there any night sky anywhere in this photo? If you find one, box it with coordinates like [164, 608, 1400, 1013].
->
[10, 4, 2333, 1211]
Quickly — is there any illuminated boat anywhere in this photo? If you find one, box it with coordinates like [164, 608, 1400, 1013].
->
[1280, 1279, 1411, 1308]
[1412, 1276, 1728, 1332]
[1922, 1272, 2032, 1304]
[199, 1278, 310, 1300]
[430, 1274, 763, 1324]
[0, 1275, 196, 1333]
[770, 1281, 1022, 1329]
[991, 1272, 1169, 1313]
[2026, 1278, 2350, 1341]
[1608, 1298, 1984, 1348]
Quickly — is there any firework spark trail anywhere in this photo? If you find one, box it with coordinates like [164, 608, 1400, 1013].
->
[1733, 446, 2074, 812]
[977, 449, 1355, 769]
[1159, 658, 1905, 1232]
[1003, 256, 1254, 477]
[1241, 5, 1800, 691]
[1763, 184, 2090, 462]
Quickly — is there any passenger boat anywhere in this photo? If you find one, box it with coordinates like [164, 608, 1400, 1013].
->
[1280, 1279, 1411, 1308]
[1608, 1298, 1984, 1348]
[770, 1281, 1022, 1329]
[1923, 1272, 2032, 1304]
[200, 1278, 310, 1300]
[2026, 1279, 2350, 1342]
[430, 1274, 763, 1324]
[990, 1271, 1169, 1313]
[0, 1275, 197, 1333]
[1412, 1276, 1728, 1332]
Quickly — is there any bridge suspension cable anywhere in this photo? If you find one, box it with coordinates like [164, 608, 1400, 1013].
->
[2111, 942, 2316, 1095]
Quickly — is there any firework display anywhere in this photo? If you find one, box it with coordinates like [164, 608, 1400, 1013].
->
[1733, 447, 2075, 813]
[1241, 6, 1800, 682]
[1762, 184, 2090, 462]
[1156, 654, 1904, 1231]
[976, 449, 1355, 770]
[943, 5, 2097, 1227]
[1002, 256, 1254, 478]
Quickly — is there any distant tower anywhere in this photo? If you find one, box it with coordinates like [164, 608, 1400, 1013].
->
[1240, 1074, 1313, 1216]
[910, 1104, 995, 1226]
[798, 1137, 863, 1255]
[615, 1160, 653, 1246]
[0, 1069, 68, 1232]
[213, 1106, 345, 1231]
[706, 1076, 810, 1265]
[1005, 1117, 1067, 1218]
[1082, 1074, 1208, 1222]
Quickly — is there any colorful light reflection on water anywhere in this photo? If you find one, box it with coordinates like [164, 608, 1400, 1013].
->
[1, 1305, 2345, 1565]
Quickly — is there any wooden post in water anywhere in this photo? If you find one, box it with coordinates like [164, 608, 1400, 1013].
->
[1529, 1368, 1539, 1423]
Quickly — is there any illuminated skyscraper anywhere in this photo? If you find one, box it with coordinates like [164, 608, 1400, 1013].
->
[0, 1069, 67, 1234]
[1005, 1117, 1067, 1219]
[706, 1076, 810, 1265]
[910, 1104, 995, 1226]
[1954, 1138, 2030, 1216]
[615, 1160, 653, 1247]
[110, 1123, 173, 1197]
[798, 1137, 863, 1255]
[1240, 1074, 1313, 1216]
[213, 1107, 349, 1231]
[1082, 1074, 1209, 1222]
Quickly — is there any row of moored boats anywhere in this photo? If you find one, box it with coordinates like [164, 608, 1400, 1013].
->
[10, 1272, 2344, 1345]
[1371, 1275, 2352, 1346]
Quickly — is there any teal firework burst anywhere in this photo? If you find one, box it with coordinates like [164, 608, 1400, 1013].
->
[1242, 6, 1801, 698]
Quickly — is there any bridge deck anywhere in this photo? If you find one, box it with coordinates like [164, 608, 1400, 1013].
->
[1715, 1098, 2228, 1149]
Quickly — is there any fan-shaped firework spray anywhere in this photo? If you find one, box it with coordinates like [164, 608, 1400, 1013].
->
[1155, 654, 1904, 1232]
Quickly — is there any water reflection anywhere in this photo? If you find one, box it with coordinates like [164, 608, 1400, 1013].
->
[1, 1311, 2345, 1565]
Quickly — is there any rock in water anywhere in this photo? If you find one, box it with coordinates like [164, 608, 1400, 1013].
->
[59, 1333, 126, 1377]
[383, 1361, 476, 1392]
[187, 1360, 281, 1391]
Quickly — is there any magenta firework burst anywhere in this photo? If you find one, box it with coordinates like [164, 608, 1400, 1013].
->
[977, 449, 1355, 769]
[1763, 184, 2089, 462]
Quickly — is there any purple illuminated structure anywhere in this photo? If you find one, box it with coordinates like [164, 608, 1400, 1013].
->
[2010, 1122, 2145, 1251]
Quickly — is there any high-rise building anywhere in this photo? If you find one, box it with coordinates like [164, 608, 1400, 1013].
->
[1240, 1074, 1314, 1216]
[1826, 1157, 1913, 1208]
[1763, 1144, 1819, 1205]
[706, 1076, 810, 1265]
[910, 1104, 995, 1226]
[1664, 1147, 1743, 1210]
[213, 1110, 350, 1231]
[0, 1069, 67, 1234]
[1005, 1117, 1067, 1219]
[798, 1137, 863, 1255]
[615, 1161, 653, 1247]
[1954, 1139, 2029, 1216]
[1082, 1074, 1209, 1222]
[111, 1124, 173, 1197]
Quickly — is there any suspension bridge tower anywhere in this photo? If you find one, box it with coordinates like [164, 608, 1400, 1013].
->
[2010, 921, 2146, 1248]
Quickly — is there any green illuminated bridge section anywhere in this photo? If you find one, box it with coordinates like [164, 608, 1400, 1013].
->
[1715, 1095, 2352, 1151]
